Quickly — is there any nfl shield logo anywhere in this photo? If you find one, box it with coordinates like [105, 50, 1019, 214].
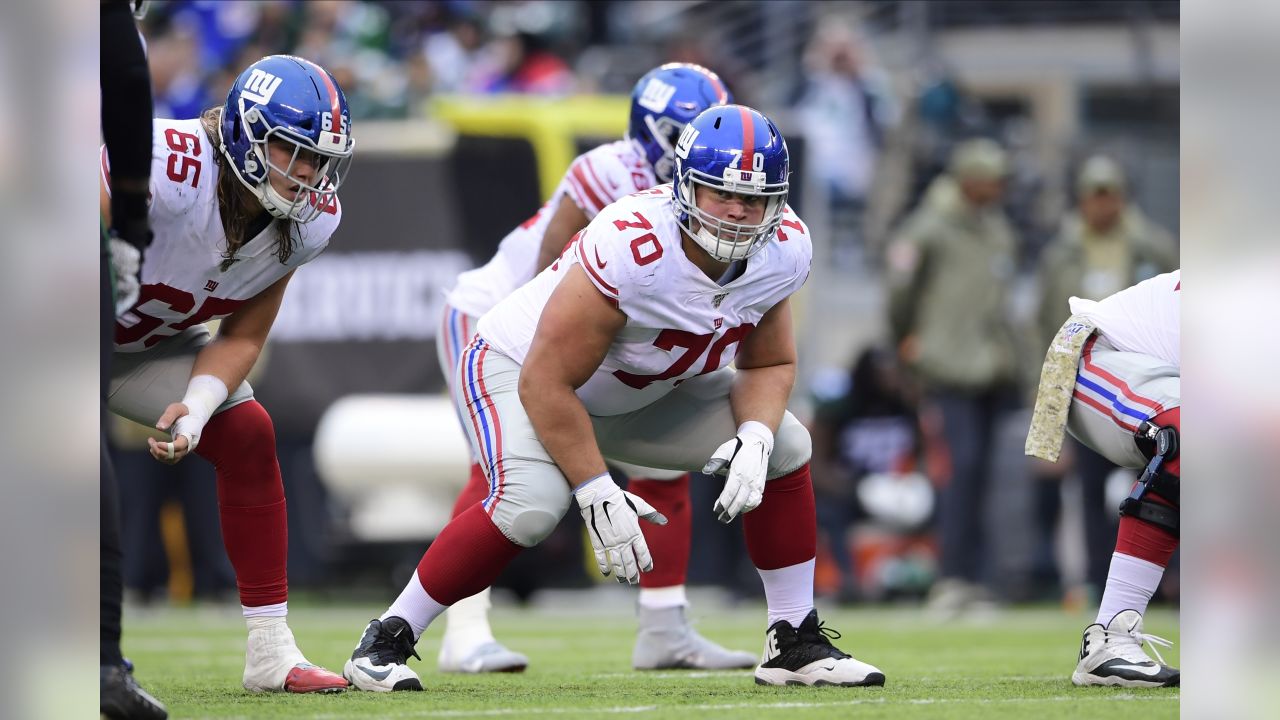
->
[712, 292, 728, 308]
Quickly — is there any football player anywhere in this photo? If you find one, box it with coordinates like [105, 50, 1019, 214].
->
[100, 55, 354, 694]
[345, 104, 886, 692]
[429, 63, 754, 674]
[1027, 270, 1181, 687]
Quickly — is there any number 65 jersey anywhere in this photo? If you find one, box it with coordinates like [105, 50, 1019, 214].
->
[103, 117, 340, 353]
[477, 185, 812, 416]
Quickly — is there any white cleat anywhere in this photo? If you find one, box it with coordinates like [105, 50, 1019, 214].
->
[753, 609, 885, 687]
[242, 617, 347, 693]
[1072, 609, 1179, 687]
[343, 617, 424, 692]
[438, 640, 529, 674]
[632, 605, 756, 670]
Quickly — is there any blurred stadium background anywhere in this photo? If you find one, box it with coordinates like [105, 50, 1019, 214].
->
[109, 0, 1179, 619]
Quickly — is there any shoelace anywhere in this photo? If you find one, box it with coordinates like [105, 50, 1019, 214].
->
[1104, 624, 1174, 666]
[373, 627, 421, 665]
[800, 618, 850, 658]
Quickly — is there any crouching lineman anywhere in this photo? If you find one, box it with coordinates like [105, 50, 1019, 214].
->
[343, 105, 886, 691]
[431, 63, 753, 674]
[103, 55, 354, 693]
[1026, 270, 1180, 687]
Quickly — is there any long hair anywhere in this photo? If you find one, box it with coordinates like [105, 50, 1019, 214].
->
[199, 107, 297, 270]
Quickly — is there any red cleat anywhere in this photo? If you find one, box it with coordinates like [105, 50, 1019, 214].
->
[283, 663, 349, 694]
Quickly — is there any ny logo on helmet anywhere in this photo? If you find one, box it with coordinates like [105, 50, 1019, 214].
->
[242, 69, 283, 105]
[675, 125, 700, 160]
[638, 78, 676, 113]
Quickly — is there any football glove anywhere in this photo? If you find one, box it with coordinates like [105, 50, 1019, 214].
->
[574, 473, 668, 584]
[704, 421, 774, 524]
[108, 233, 142, 316]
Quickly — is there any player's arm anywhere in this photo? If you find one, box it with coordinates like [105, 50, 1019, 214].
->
[729, 297, 798, 432]
[535, 194, 591, 272]
[521, 263, 666, 583]
[100, 0, 153, 251]
[148, 271, 295, 464]
[519, 264, 625, 487]
[704, 297, 798, 523]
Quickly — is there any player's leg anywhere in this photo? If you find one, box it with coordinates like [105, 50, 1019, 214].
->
[593, 369, 885, 687]
[346, 339, 567, 691]
[108, 327, 346, 694]
[1066, 338, 1180, 687]
[434, 305, 528, 673]
[613, 461, 756, 670]
[100, 249, 170, 720]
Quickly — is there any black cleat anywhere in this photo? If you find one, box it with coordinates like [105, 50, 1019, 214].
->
[754, 609, 886, 687]
[101, 663, 168, 720]
[343, 617, 424, 692]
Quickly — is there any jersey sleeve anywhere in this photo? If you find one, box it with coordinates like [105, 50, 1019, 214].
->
[564, 149, 629, 219]
[572, 213, 630, 308]
[145, 119, 203, 221]
[776, 205, 814, 295]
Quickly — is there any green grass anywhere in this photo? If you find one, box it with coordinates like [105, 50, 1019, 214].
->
[122, 599, 1179, 719]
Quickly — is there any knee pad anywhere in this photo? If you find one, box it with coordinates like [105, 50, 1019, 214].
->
[767, 414, 812, 479]
[495, 472, 572, 547]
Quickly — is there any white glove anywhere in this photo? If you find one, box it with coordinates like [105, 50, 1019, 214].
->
[704, 421, 774, 524]
[108, 235, 142, 316]
[573, 473, 668, 584]
[156, 375, 229, 459]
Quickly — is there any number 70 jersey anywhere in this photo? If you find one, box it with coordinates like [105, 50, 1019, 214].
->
[103, 117, 340, 353]
[476, 185, 812, 416]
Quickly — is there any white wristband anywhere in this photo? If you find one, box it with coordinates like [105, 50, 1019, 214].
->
[181, 374, 229, 423]
[737, 420, 775, 454]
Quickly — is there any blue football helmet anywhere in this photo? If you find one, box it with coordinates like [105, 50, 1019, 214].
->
[672, 105, 789, 261]
[220, 55, 354, 223]
[627, 63, 731, 184]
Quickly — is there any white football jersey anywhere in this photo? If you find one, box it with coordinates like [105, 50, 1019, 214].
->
[104, 117, 341, 353]
[478, 185, 812, 416]
[445, 140, 656, 318]
[1070, 269, 1180, 369]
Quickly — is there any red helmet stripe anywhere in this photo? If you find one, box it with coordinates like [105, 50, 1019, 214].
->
[738, 106, 754, 170]
[300, 58, 341, 132]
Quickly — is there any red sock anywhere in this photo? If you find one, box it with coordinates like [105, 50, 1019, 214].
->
[743, 463, 817, 570]
[195, 400, 288, 608]
[1116, 407, 1180, 566]
[449, 462, 490, 519]
[417, 503, 522, 606]
[630, 475, 691, 588]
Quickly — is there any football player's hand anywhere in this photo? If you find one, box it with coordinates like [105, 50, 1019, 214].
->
[108, 233, 142, 316]
[573, 474, 668, 584]
[704, 421, 774, 524]
[148, 402, 203, 464]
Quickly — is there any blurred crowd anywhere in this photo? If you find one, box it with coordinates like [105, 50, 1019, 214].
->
[121, 1, 1179, 617]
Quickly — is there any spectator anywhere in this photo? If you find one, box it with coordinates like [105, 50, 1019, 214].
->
[794, 20, 897, 269]
[471, 31, 575, 95]
[1028, 154, 1178, 601]
[885, 138, 1021, 615]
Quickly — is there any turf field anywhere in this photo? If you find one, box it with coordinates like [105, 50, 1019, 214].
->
[123, 595, 1179, 719]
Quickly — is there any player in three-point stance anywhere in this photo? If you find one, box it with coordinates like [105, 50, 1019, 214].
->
[421, 63, 755, 676]
[344, 104, 886, 691]
[1026, 270, 1181, 687]
[101, 55, 354, 693]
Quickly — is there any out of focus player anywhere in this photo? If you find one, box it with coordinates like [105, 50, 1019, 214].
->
[431, 63, 754, 674]
[100, 1, 166, 717]
[100, 55, 354, 694]
[1026, 270, 1180, 687]
[345, 105, 886, 692]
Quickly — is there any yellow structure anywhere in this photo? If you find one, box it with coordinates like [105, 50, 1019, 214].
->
[430, 95, 631, 200]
